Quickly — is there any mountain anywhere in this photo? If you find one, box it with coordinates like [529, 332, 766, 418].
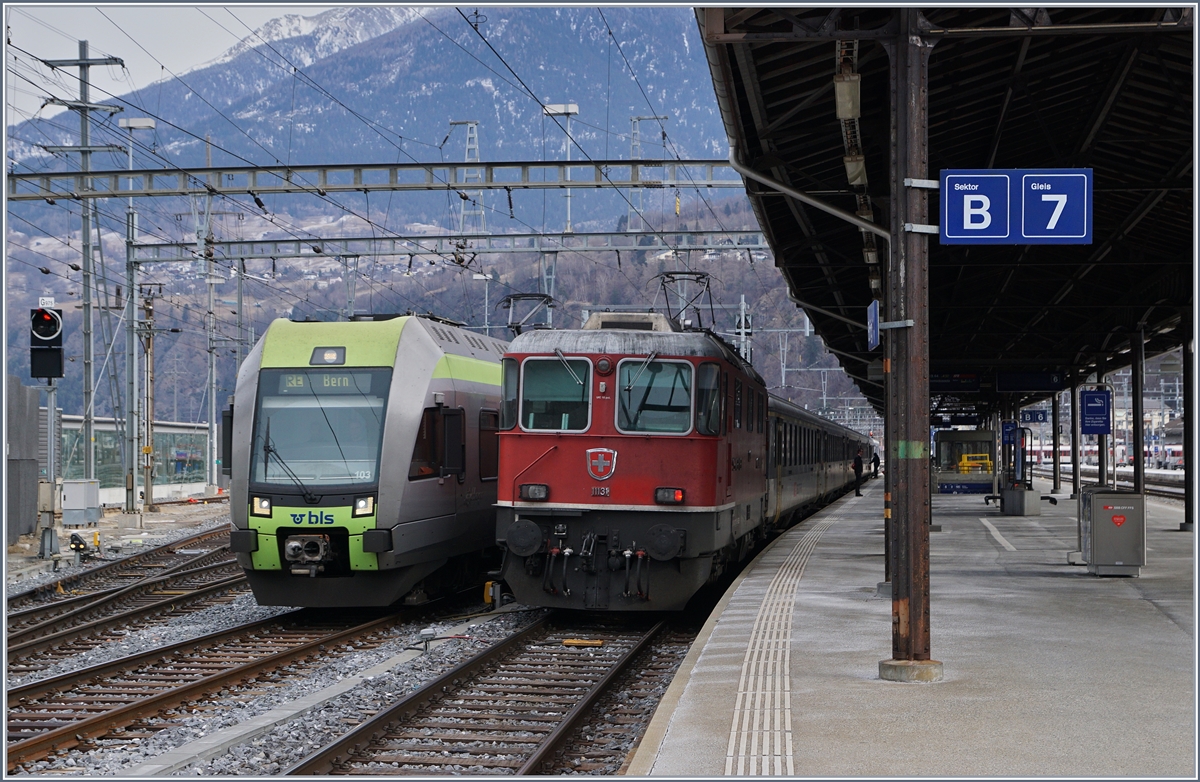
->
[10, 7, 726, 172]
[200, 7, 428, 71]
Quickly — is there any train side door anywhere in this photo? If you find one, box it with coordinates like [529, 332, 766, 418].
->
[441, 405, 466, 515]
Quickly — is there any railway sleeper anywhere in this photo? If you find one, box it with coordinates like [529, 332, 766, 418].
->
[354, 756, 526, 768]
[393, 732, 543, 744]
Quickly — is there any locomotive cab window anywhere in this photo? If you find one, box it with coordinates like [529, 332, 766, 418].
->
[409, 408, 442, 479]
[617, 358, 693, 434]
[733, 380, 743, 429]
[695, 363, 721, 435]
[249, 368, 390, 489]
[520, 357, 591, 431]
[500, 358, 518, 430]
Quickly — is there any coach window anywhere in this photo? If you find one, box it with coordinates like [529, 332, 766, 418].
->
[733, 380, 743, 429]
[520, 357, 591, 431]
[618, 359, 693, 434]
[757, 392, 765, 433]
[500, 358, 518, 430]
[696, 363, 721, 435]
[479, 410, 499, 480]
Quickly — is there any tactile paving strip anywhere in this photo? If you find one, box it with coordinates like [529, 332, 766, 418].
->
[724, 517, 837, 776]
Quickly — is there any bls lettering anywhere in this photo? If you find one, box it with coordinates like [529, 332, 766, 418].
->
[291, 511, 335, 525]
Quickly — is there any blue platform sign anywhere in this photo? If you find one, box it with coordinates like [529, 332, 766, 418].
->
[1080, 390, 1112, 435]
[867, 299, 880, 351]
[1001, 420, 1017, 445]
[1020, 409, 1049, 424]
[940, 169, 1092, 245]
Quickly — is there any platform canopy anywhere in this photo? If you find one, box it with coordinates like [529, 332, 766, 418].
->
[699, 6, 1193, 415]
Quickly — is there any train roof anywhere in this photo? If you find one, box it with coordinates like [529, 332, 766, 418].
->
[508, 322, 762, 384]
[767, 393, 872, 443]
[261, 315, 508, 368]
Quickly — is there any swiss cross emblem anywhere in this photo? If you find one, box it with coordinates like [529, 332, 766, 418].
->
[586, 448, 617, 481]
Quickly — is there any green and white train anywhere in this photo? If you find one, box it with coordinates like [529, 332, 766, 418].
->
[224, 315, 507, 607]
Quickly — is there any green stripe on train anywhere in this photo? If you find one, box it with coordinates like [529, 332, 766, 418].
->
[432, 353, 502, 385]
[260, 317, 407, 368]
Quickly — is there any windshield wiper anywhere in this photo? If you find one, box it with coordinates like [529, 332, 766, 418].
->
[623, 352, 658, 392]
[263, 417, 318, 503]
[554, 348, 584, 385]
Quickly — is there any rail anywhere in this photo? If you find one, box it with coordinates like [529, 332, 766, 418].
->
[6, 611, 401, 771]
[284, 614, 666, 775]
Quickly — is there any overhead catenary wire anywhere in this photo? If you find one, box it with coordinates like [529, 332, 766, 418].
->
[8, 10, 770, 333]
[9, 22, 726, 305]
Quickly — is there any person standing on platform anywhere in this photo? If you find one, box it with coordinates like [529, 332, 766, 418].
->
[853, 448, 864, 496]
[871, 451, 880, 478]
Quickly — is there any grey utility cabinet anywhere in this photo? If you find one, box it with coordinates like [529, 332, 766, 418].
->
[62, 479, 101, 527]
[1079, 487, 1145, 577]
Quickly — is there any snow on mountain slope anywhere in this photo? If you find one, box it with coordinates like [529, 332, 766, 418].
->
[199, 6, 428, 71]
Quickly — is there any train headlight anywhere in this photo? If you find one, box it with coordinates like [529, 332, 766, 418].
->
[519, 484, 549, 501]
[352, 495, 375, 517]
[655, 487, 685, 505]
[250, 496, 272, 516]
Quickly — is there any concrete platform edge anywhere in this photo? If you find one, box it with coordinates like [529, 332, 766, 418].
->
[625, 525, 795, 776]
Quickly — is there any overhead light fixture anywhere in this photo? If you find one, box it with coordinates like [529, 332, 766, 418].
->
[843, 155, 867, 187]
[834, 72, 861, 120]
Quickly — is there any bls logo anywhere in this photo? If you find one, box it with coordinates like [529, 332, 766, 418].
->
[291, 511, 334, 525]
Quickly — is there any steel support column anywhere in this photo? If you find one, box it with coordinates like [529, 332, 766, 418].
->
[79, 41, 94, 482]
[1071, 375, 1082, 497]
[1052, 392, 1062, 493]
[1181, 310, 1193, 531]
[1131, 330, 1145, 493]
[881, 9, 938, 680]
[1096, 356, 1108, 487]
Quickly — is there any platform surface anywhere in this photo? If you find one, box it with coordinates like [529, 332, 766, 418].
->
[629, 476, 1196, 777]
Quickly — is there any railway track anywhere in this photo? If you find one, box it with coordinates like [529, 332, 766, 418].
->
[7, 560, 249, 676]
[6, 527, 231, 612]
[284, 614, 671, 776]
[6, 609, 401, 772]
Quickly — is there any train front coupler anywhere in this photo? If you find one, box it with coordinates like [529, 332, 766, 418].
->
[284, 534, 333, 577]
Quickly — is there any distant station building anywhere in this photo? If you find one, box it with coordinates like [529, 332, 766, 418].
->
[38, 410, 213, 506]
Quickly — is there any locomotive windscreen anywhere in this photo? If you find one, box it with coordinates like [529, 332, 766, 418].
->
[617, 359, 693, 433]
[249, 368, 392, 487]
[519, 358, 590, 431]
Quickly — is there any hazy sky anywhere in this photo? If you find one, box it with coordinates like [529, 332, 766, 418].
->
[5, 4, 338, 124]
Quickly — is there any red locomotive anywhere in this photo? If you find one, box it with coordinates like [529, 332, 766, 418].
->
[495, 309, 869, 610]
